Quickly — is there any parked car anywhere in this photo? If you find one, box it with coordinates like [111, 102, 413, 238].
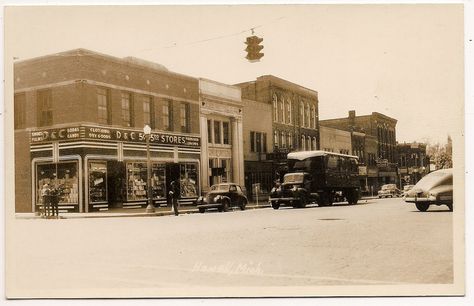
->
[377, 184, 402, 198]
[196, 183, 248, 213]
[404, 168, 453, 211]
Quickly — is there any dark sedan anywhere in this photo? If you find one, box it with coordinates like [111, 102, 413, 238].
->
[196, 183, 248, 213]
[404, 168, 453, 211]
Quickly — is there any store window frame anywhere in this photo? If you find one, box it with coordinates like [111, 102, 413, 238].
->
[89, 161, 108, 204]
[35, 160, 80, 208]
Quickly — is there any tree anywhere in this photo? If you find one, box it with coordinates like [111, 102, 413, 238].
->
[426, 135, 453, 170]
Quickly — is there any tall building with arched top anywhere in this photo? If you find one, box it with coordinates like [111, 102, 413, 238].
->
[236, 75, 319, 200]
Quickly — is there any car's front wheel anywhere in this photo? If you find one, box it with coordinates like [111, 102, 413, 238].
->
[447, 203, 453, 211]
[271, 202, 280, 210]
[198, 207, 205, 213]
[416, 202, 430, 212]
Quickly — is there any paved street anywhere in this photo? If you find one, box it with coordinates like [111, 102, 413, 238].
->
[7, 197, 453, 297]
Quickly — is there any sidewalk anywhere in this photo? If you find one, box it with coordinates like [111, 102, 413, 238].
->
[15, 202, 272, 220]
[15, 197, 377, 220]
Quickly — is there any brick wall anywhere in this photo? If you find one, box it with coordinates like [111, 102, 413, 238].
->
[14, 130, 32, 212]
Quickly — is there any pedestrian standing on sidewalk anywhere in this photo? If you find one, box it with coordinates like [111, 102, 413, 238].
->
[40, 183, 51, 217]
[169, 180, 180, 216]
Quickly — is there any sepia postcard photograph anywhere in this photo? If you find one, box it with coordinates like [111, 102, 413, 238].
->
[2, 1, 470, 303]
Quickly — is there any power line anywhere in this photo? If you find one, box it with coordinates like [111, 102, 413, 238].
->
[138, 16, 285, 53]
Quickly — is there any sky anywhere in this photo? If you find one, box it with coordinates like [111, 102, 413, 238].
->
[5, 4, 465, 144]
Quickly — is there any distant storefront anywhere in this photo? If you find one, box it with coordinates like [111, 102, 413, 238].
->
[30, 124, 201, 213]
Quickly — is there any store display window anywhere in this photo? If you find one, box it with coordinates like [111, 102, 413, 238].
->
[180, 163, 198, 198]
[36, 161, 79, 205]
[151, 163, 166, 199]
[126, 162, 147, 201]
[89, 162, 107, 203]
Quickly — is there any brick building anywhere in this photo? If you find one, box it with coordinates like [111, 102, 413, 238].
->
[320, 110, 397, 193]
[236, 75, 319, 198]
[397, 142, 430, 186]
[14, 49, 204, 213]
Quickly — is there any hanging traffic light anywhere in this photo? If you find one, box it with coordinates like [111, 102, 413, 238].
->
[245, 35, 264, 62]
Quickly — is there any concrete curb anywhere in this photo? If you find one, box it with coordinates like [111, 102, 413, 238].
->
[15, 203, 272, 220]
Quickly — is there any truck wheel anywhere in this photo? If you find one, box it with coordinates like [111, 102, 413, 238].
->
[271, 202, 280, 210]
[415, 203, 430, 212]
[299, 197, 307, 208]
[348, 190, 358, 205]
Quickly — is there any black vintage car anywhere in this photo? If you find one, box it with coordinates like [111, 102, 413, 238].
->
[196, 183, 248, 213]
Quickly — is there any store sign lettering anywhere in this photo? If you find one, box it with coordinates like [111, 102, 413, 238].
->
[31, 127, 81, 143]
[32, 125, 201, 147]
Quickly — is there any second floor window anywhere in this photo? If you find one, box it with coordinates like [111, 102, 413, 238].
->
[299, 102, 304, 127]
[180, 103, 190, 133]
[286, 99, 292, 124]
[273, 94, 278, 122]
[214, 121, 221, 144]
[121, 92, 133, 127]
[250, 131, 267, 153]
[223, 121, 230, 145]
[14, 93, 26, 129]
[142, 96, 154, 129]
[163, 100, 173, 131]
[305, 103, 310, 128]
[97, 88, 109, 125]
[279, 98, 284, 123]
[37, 89, 53, 127]
[207, 119, 212, 143]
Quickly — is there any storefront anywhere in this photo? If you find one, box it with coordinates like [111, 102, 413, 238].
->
[30, 124, 201, 213]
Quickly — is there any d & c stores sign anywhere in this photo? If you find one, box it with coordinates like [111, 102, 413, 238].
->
[30, 125, 201, 147]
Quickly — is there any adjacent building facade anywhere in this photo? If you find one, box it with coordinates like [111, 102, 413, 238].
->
[320, 110, 397, 193]
[237, 75, 320, 198]
[397, 142, 430, 185]
[319, 125, 352, 155]
[199, 78, 244, 193]
[14, 49, 205, 213]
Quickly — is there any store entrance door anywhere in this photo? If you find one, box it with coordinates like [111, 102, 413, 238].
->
[107, 161, 125, 208]
[165, 163, 180, 206]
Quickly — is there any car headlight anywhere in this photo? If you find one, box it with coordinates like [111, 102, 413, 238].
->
[291, 186, 297, 192]
[215, 195, 222, 201]
[197, 196, 203, 202]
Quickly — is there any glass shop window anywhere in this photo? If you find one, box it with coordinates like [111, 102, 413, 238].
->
[126, 162, 148, 201]
[179, 163, 198, 198]
[151, 163, 166, 199]
[89, 162, 107, 203]
[36, 161, 79, 206]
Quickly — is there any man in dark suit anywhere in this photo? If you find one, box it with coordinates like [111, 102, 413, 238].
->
[169, 180, 180, 216]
